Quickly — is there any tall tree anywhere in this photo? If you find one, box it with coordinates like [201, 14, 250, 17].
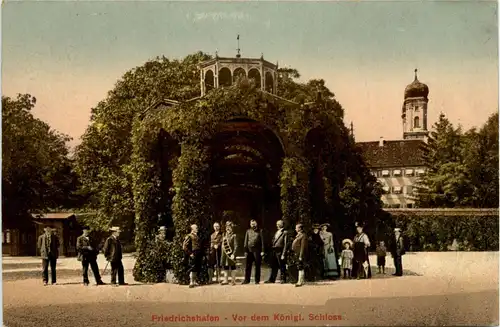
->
[415, 112, 499, 208]
[2, 94, 77, 227]
[414, 113, 467, 207]
[74, 52, 212, 230]
[462, 112, 499, 207]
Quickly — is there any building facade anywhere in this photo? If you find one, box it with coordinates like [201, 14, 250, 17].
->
[357, 70, 429, 208]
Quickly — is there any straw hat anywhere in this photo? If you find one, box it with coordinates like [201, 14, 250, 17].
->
[342, 239, 353, 247]
[109, 226, 122, 232]
[320, 223, 330, 228]
[158, 226, 166, 231]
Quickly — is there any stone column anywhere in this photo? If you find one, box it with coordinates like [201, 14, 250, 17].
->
[170, 141, 212, 284]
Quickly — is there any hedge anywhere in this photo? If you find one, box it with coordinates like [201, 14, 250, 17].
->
[378, 212, 499, 251]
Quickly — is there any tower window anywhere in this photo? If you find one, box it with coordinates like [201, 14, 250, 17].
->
[414, 105, 420, 112]
[414, 116, 420, 128]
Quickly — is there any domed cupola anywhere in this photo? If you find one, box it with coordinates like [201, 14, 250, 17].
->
[404, 69, 429, 99]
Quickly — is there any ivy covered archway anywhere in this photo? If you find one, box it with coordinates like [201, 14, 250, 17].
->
[131, 80, 381, 284]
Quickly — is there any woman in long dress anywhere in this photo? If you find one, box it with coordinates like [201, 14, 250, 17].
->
[352, 222, 372, 279]
[319, 223, 340, 279]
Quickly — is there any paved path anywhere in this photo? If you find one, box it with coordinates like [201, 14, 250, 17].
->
[3, 252, 499, 326]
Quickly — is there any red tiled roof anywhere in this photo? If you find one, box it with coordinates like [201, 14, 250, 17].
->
[356, 139, 427, 168]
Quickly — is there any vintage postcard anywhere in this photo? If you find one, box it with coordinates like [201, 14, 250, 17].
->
[2, 1, 499, 326]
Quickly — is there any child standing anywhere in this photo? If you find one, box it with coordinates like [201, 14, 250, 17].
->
[341, 239, 354, 279]
[376, 241, 387, 274]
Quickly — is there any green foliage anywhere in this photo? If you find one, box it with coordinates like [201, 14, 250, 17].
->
[415, 112, 499, 208]
[2, 94, 78, 226]
[74, 52, 212, 231]
[131, 81, 382, 283]
[389, 212, 499, 251]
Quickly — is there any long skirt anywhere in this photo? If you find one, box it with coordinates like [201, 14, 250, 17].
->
[323, 247, 340, 278]
[351, 256, 372, 278]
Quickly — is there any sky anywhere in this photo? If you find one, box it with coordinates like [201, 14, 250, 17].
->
[2, 1, 498, 148]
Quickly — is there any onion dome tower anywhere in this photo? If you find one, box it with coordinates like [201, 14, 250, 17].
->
[402, 69, 429, 140]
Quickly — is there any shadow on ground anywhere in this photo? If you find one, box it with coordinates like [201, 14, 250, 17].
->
[2, 269, 134, 281]
[2, 263, 42, 270]
[4, 290, 497, 327]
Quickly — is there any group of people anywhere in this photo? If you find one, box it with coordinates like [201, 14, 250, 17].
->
[37, 225, 128, 286]
[182, 219, 407, 288]
[37, 219, 406, 288]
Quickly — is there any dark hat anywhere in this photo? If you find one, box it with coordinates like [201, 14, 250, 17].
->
[312, 224, 321, 229]
[355, 221, 365, 228]
[44, 225, 53, 230]
[82, 226, 91, 230]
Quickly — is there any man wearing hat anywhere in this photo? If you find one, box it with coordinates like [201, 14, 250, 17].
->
[308, 223, 324, 281]
[103, 227, 127, 286]
[38, 225, 60, 286]
[154, 226, 169, 282]
[77, 226, 105, 286]
[390, 227, 405, 276]
[156, 226, 167, 242]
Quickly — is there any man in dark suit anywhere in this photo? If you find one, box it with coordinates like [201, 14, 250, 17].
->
[76, 226, 105, 286]
[243, 219, 265, 284]
[103, 226, 127, 286]
[390, 227, 405, 276]
[292, 223, 308, 287]
[265, 220, 288, 284]
[38, 225, 60, 286]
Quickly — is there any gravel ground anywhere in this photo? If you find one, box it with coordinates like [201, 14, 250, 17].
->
[3, 252, 499, 326]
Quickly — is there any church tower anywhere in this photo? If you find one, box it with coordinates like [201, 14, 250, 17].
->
[402, 69, 429, 140]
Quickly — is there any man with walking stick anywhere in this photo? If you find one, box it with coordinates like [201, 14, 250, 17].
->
[76, 226, 105, 286]
[208, 222, 223, 284]
[103, 227, 127, 287]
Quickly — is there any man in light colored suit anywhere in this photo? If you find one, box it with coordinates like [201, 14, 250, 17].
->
[265, 220, 288, 284]
[38, 225, 60, 286]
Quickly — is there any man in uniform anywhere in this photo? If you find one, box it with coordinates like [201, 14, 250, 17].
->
[292, 223, 308, 287]
[76, 226, 105, 286]
[38, 225, 60, 286]
[183, 224, 202, 288]
[265, 220, 288, 284]
[208, 222, 223, 284]
[390, 227, 405, 276]
[103, 226, 127, 286]
[243, 219, 265, 285]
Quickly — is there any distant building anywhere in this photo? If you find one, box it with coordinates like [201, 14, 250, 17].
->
[357, 70, 429, 208]
[2, 213, 83, 256]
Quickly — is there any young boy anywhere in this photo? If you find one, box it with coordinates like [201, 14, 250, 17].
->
[376, 241, 387, 274]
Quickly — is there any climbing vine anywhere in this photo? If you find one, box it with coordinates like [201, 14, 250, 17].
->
[131, 80, 381, 283]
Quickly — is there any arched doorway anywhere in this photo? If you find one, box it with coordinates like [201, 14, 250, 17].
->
[210, 119, 285, 253]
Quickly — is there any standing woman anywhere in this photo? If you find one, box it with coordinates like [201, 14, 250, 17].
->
[220, 221, 239, 286]
[352, 222, 372, 279]
[319, 223, 340, 279]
